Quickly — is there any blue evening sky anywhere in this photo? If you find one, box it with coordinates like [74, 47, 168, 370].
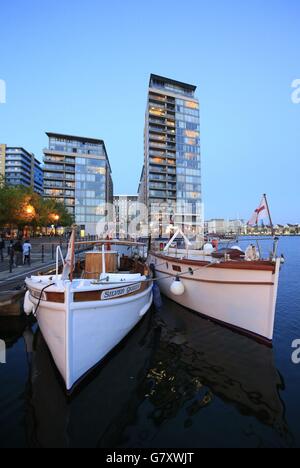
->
[0, 0, 299, 223]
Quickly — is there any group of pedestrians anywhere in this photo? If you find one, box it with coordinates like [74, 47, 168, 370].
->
[0, 235, 32, 267]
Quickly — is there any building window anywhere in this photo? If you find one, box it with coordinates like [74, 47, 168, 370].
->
[185, 101, 199, 109]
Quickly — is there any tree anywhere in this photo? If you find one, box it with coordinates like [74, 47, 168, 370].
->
[0, 183, 74, 233]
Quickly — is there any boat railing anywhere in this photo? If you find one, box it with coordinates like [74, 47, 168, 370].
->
[151, 235, 280, 262]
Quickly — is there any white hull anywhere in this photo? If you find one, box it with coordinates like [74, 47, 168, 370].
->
[149, 254, 281, 341]
[26, 278, 153, 391]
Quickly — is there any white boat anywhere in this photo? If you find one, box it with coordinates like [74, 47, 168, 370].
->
[24, 233, 153, 392]
[148, 228, 283, 343]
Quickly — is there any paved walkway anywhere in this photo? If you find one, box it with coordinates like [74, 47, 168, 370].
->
[0, 242, 90, 292]
[0, 259, 59, 292]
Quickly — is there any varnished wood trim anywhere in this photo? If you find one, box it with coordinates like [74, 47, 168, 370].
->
[154, 269, 274, 286]
[46, 292, 65, 303]
[151, 252, 276, 273]
[74, 291, 101, 302]
[73, 281, 150, 303]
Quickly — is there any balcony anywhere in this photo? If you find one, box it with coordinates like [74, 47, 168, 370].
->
[149, 93, 166, 103]
[149, 158, 167, 166]
[149, 125, 166, 134]
[149, 133, 166, 142]
[150, 182, 167, 190]
[149, 150, 166, 157]
[149, 174, 167, 182]
[44, 173, 65, 180]
[44, 164, 64, 172]
[166, 120, 175, 127]
[149, 190, 168, 198]
[44, 190, 65, 197]
[44, 156, 65, 163]
[149, 166, 167, 174]
[149, 142, 167, 150]
[65, 166, 75, 173]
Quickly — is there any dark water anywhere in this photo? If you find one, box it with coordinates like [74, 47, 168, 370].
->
[0, 237, 300, 448]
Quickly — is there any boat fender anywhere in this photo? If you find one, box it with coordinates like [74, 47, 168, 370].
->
[153, 283, 163, 310]
[24, 291, 34, 316]
[170, 277, 185, 296]
[203, 243, 214, 254]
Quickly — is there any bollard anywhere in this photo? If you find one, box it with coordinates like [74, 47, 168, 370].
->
[42, 245, 45, 263]
[52, 244, 54, 260]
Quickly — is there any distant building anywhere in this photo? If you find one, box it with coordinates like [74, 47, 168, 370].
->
[205, 219, 245, 236]
[0, 144, 43, 194]
[114, 195, 139, 239]
[140, 74, 202, 238]
[43, 133, 113, 235]
[206, 219, 227, 235]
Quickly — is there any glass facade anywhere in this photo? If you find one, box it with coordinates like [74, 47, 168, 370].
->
[142, 75, 202, 237]
[175, 98, 201, 223]
[44, 134, 113, 233]
[75, 157, 107, 224]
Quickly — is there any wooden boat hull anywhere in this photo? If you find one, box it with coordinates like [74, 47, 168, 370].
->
[149, 253, 281, 342]
[25, 279, 153, 391]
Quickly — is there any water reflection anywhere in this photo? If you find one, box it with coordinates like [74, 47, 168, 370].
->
[23, 297, 292, 448]
[137, 300, 291, 447]
[26, 312, 160, 448]
[0, 316, 29, 349]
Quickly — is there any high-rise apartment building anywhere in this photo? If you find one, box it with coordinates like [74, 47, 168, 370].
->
[43, 133, 113, 235]
[0, 144, 43, 194]
[139, 74, 202, 237]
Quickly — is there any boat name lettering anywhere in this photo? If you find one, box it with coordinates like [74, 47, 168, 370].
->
[101, 283, 141, 300]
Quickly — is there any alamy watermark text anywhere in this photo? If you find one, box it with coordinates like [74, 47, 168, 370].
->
[291, 79, 300, 104]
[0, 79, 6, 104]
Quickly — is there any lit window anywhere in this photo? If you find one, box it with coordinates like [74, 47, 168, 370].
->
[186, 138, 196, 145]
[185, 130, 199, 138]
[185, 101, 199, 109]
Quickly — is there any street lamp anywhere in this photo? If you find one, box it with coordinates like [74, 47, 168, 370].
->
[26, 205, 34, 215]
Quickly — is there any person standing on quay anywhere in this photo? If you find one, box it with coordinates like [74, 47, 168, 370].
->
[0, 235, 5, 262]
[23, 239, 32, 266]
[13, 238, 23, 267]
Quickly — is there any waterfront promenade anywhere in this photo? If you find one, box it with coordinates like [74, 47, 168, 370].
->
[0, 238, 70, 292]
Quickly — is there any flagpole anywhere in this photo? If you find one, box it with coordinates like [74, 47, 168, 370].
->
[263, 194, 274, 236]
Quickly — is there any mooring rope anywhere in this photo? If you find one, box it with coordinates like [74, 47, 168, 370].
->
[85, 260, 221, 286]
